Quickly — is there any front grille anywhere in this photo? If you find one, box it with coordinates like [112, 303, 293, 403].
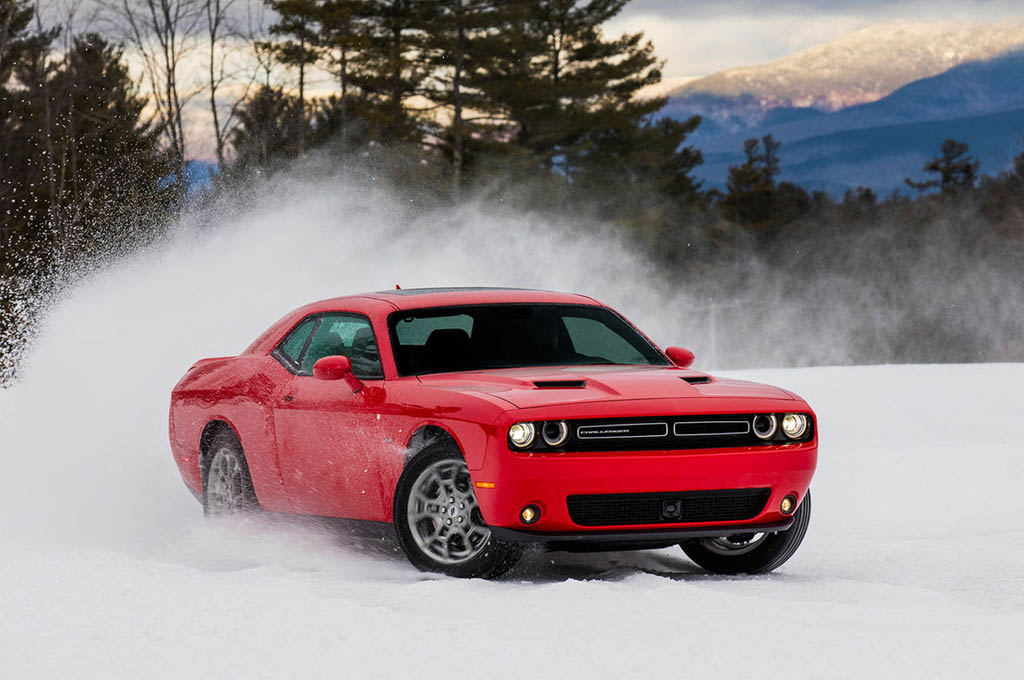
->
[545, 414, 814, 452]
[567, 488, 771, 527]
[577, 422, 669, 439]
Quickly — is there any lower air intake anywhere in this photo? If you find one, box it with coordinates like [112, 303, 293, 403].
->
[566, 488, 771, 527]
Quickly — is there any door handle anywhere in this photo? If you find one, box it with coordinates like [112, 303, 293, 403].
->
[282, 395, 294, 403]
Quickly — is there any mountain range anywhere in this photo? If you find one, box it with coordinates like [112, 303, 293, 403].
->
[664, 20, 1024, 194]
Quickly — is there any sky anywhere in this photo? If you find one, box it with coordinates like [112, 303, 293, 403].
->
[611, 0, 1024, 80]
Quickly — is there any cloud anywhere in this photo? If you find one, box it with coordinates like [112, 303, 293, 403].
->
[609, 11, 869, 77]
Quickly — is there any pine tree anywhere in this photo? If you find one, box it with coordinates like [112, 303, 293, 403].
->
[576, 115, 704, 209]
[230, 85, 306, 171]
[317, 0, 365, 139]
[464, 0, 664, 175]
[905, 139, 980, 195]
[418, 0, 498, 199]
[1, 0, 59, 234]
[720, 136, 778, 228]
[339, 0, 431, 142]
[265, 0, 323, 152]
[8, 34, 171, 257]
[0, 0, 53, 86]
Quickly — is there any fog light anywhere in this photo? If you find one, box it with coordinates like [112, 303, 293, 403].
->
[780, 495, 797, 515]
[509, 422, 536, 448]
[781, 413, 809, 439]
[520, 505, 540, 525]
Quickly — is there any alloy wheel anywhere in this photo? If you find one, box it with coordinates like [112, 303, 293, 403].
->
[406, 459, 490, 565]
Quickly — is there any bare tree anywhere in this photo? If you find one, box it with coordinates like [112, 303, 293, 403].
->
[203, 0, 258, 168]
[103, 0, 204, 192]
[204, 0, 231, 167]
[247, 1, 277, 88]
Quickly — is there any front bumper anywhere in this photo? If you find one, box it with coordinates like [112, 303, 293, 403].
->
[491, 518, 795, 544]
[471, 441, 817, 536]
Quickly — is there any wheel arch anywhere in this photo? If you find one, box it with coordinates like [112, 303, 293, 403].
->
[199, 419, 243, 482]
[404, 424, 462, 462]
[403, 419, 494, 472]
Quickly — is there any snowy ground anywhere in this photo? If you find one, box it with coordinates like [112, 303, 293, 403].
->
[3, 363, 1023, 678]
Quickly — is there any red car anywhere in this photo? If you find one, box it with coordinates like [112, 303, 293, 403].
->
[170, 288, 816, 577]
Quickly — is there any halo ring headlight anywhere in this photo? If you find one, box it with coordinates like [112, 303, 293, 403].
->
[508, 422, 536, 448]
[781, 413, 809, 439]
[752, 414, 778, 440]
[541, 420, 569, 447]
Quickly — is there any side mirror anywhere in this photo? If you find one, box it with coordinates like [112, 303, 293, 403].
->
[665, 346, 695, 369]
[312, 355, 363, 392]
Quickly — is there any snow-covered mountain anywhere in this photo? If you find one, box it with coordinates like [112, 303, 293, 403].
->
[689, 50, 1024, 194]
[672, 19, 1024, 111]
[663, 19, 1024, 136]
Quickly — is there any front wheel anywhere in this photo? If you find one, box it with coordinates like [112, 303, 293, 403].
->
[393, 446, 522, 578]
[680, 490, 812, 575]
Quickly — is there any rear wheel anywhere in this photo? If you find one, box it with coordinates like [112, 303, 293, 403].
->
[680, 490, 811, 575]
[393, 446, 522, 578]
[202, 432, 258, 515]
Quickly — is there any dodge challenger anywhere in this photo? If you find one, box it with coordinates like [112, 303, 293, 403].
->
[169, 287, 817, 578]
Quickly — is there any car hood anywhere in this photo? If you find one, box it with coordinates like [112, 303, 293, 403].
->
[415, 365, 795, 409]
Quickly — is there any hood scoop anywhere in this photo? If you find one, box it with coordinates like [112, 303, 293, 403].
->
[681, 375, 712, 385]
[533, 379, 587, 389]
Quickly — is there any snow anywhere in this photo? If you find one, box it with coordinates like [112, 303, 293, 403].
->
[674, 19, 1024, 111]
[3, 362, 1022, 678]
[2, 179, 1022, 677]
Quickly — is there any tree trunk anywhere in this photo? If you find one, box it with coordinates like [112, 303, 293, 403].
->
[298, 33, 306, 154]
[452, 18, 465, 202]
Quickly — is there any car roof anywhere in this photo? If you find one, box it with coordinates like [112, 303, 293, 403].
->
[244, 288, 608, 356]
[309, 287, 601, 313]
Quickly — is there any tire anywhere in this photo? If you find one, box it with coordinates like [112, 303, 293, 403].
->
[393, 445, 522, 578]
[680, 490, 812, 575]
[202, 430, 259, 516]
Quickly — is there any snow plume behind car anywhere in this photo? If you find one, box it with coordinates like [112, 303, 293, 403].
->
[0, 167, 697, 550]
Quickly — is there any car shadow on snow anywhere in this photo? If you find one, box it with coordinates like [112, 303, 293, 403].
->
[207, 514, 804, 585]
[507, 547, 713, 583]
[317, 519, 722, 583]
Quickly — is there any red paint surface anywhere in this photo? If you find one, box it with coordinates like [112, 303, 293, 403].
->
[170, 289, 817, 533]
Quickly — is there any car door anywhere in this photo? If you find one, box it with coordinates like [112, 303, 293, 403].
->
[271, 312, 387, 519]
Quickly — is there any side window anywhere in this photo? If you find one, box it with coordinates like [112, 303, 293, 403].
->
[300, 314, 383, 378]
[275, 317, 317, 367]
[563, 316, 647, 365]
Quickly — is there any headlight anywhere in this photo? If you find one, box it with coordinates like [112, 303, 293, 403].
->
[541, 420, 569, 447]
[508, 422, 536, 448]
[752, 414, 778, 440]
[781, 413, 809, 439]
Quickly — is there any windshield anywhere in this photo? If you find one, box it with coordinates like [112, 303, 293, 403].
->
[388, 304, 670, 376]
